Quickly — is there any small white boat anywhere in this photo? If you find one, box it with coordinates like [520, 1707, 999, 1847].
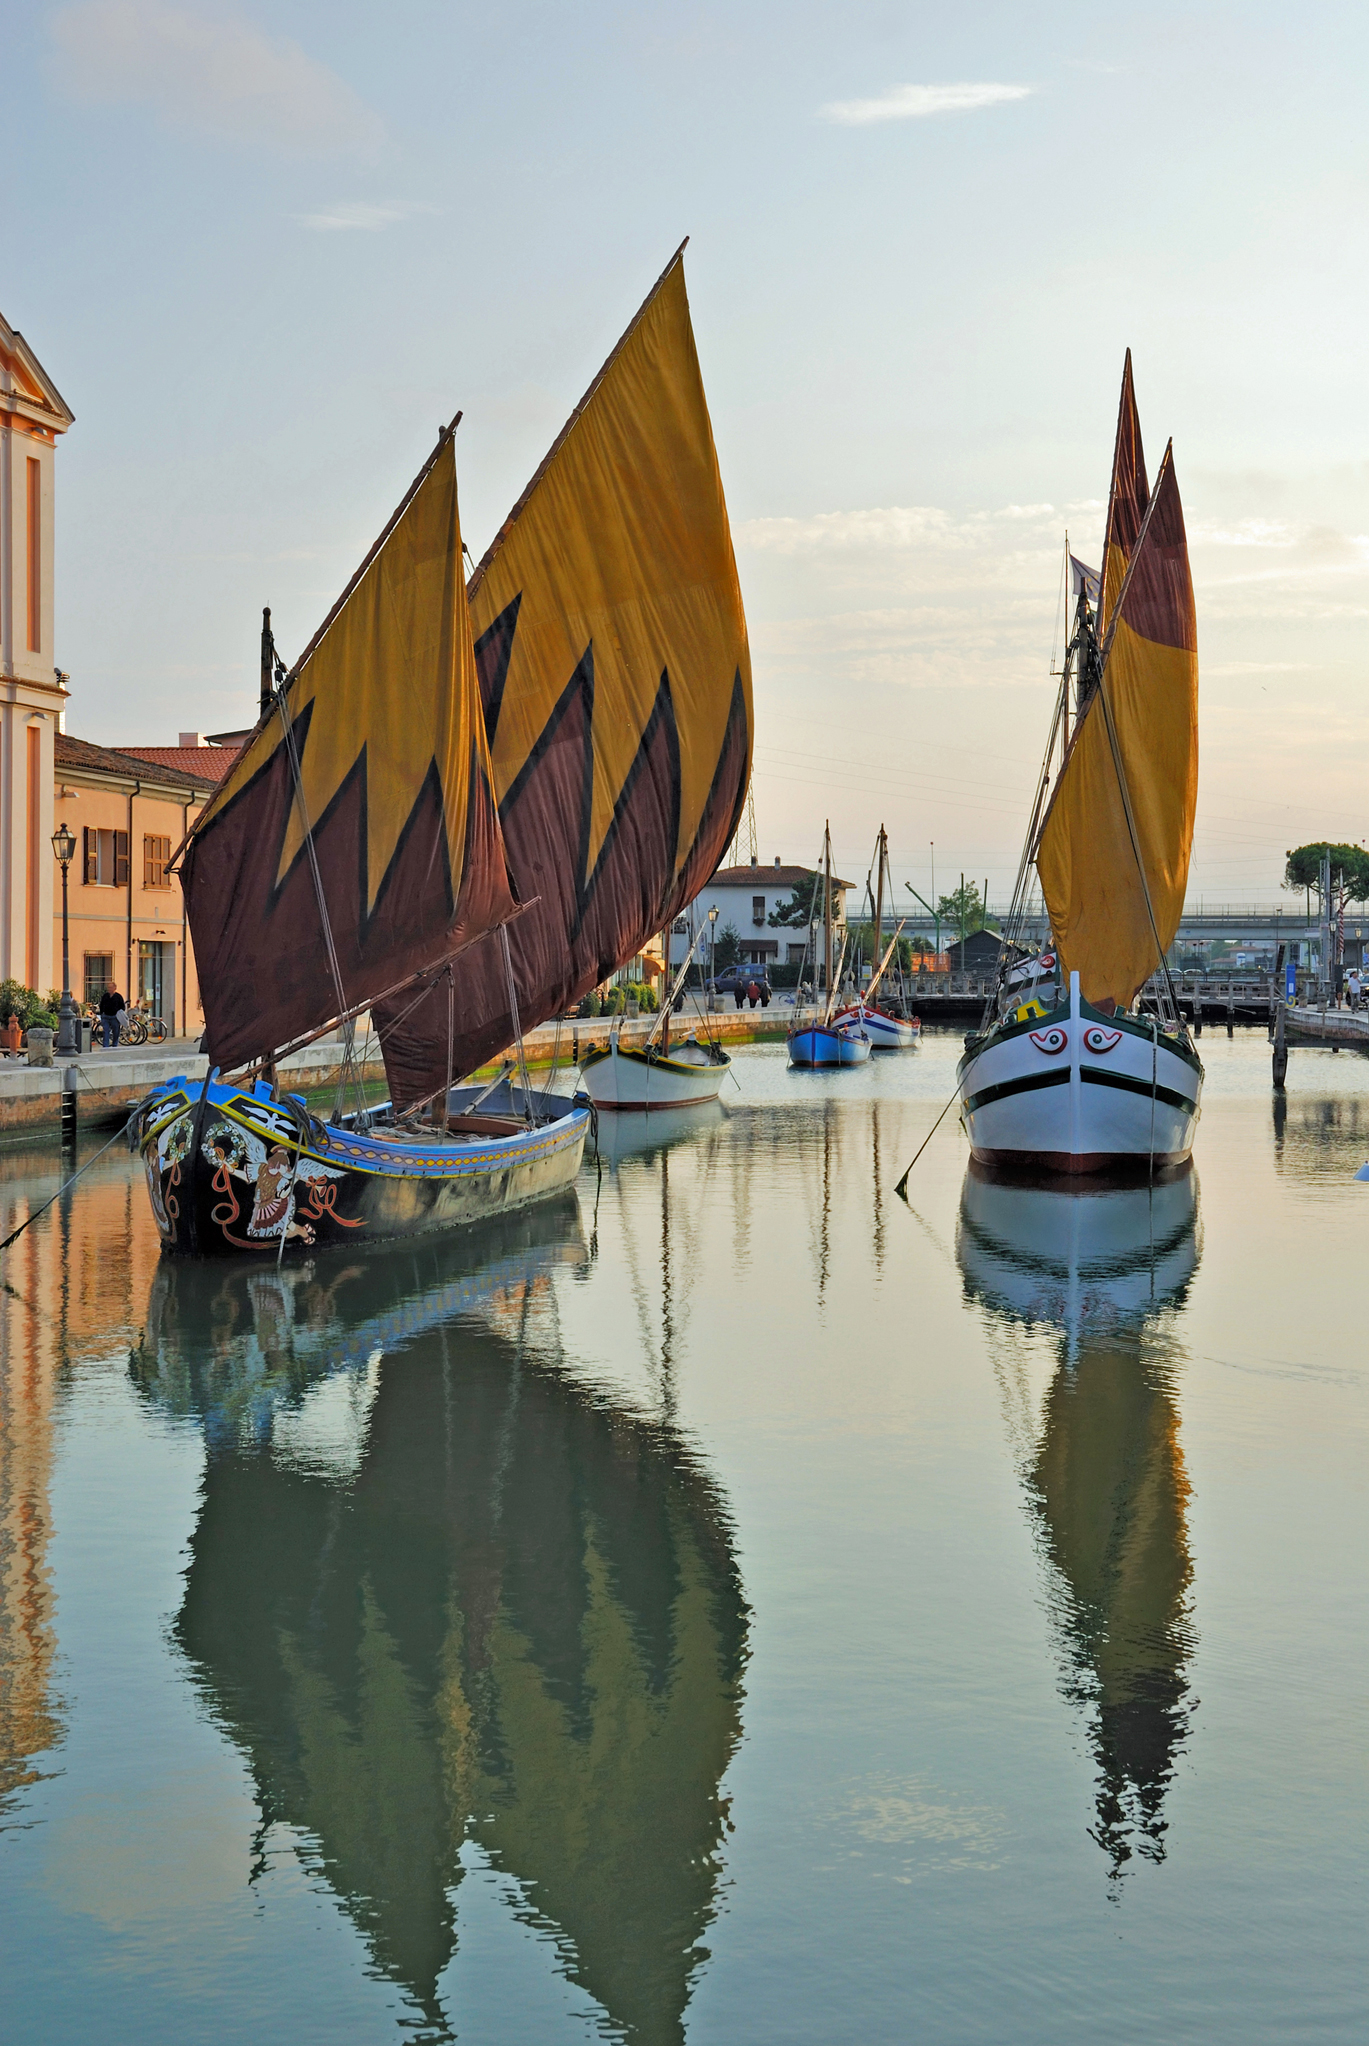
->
[580, 1027, 730, 1109]
[832, 1001, 918, 1050]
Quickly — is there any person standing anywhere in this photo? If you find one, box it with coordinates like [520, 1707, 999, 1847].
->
[98, 984, 126, 1048]
[1349, 967, 1363, 1013]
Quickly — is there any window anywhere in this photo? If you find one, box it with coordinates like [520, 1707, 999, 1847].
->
[144, 834, 171, 889]
[752, 894, 766, 926]
[84, 953, 114, 1006]
[83, 827, 129, 887]
[26, 457, 41, 653]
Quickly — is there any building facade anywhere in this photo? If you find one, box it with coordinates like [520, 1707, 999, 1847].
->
[0, 312, 73, 997]
[668, 858, 852, 972]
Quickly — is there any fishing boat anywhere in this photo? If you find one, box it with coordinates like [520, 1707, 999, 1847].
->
[832, 826, 920, 1047]
[789, 824, 870, 1067]
[580, 911, 733, 1109]
[140, 245, 752, 1255]
[957, 355, 1201, 1177]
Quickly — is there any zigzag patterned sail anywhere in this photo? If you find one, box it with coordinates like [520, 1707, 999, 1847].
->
[376, 249, 753, 1107]
[181, 435, 515, 1072]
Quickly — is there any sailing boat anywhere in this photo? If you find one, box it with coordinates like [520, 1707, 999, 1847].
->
[139, 247, 751, 1255]
[788, 824, 871, 1067]
[579, 911, 733, 1109]
[957, 356, 1201, 1175]
[831, 825, 920, 1048]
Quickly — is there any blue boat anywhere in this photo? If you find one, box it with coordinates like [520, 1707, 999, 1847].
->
[787, 1023, 870, 1067]
[786, 822, 871, 1068]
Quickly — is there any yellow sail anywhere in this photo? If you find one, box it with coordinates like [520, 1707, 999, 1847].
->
[1036, 447, 1198, 1011]
[470, 247, 752, 890]
[181, 435, 516, 1071]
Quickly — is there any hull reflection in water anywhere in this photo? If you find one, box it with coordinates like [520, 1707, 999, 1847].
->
[958, 1164, 1200, 1877]
[133, 1195, 748, 2042]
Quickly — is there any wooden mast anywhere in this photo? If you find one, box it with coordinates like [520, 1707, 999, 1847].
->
[873, 824, 886, 1008]
[823, 822, 833, 1022]
[659, 920, 671, 1054]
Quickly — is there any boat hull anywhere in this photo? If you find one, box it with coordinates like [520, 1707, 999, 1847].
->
[832, 1002, 919, 1049]
[579, 1036, 730, 1110]
[957, 972, 1202, 1176]
[140, 1074, 590, 1258]
[788, 1024, 871, 1067]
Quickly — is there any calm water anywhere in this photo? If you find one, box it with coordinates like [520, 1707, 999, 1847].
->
[1, 1033, 1365, 2042]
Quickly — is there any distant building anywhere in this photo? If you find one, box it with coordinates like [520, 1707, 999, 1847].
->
[670, 857, 853, 971]
[946, 928, 1024, 974]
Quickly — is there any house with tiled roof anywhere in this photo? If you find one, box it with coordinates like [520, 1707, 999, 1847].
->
[53, 734, 221, 1029]
[667, 857, 853, 972]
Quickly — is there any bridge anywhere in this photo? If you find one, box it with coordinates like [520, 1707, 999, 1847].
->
[893, 904, 1355, 949]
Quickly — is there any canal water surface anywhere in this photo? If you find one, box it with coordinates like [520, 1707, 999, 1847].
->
[0, 1033, 1364, 2041]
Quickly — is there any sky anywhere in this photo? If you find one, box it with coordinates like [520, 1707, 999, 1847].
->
[9, 0, 1369, 909]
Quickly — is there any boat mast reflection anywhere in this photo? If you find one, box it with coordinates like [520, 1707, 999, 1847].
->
[957, 1163, 1201, 1879]
[133, 1196, 748, 2041]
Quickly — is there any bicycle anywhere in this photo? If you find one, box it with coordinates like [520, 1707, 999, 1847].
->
[119, 1008, 169, 1047]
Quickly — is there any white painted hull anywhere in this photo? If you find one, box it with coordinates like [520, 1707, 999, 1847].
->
[957, 971, 1202, 1175]
[579, 1036, 730, 1110]
[833, 1003, 919, 1049]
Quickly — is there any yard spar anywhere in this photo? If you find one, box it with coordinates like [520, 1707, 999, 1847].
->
[138, 425, 590, 1258]
[956, 355, 1203, 1175]
[372, 245, 754, 1109]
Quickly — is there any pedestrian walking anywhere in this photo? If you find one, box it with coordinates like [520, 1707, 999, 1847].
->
[98, 984, 126, 1048]
[732, 982, 745, 1010]
[747, 979, 760, 1010]
[1349, 967, 1363, 1012]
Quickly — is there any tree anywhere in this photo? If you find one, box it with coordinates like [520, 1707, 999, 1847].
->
[936, 881, 997, 937]
[713, 921, 741, 972]
[767, 874, 823, 927]
[1283, 843, 1369, 902]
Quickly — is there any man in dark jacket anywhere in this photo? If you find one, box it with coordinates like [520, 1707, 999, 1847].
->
[98, 985, 126, 1048]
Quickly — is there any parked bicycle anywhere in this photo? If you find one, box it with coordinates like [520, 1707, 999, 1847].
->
[119, 1007, 169, 1046]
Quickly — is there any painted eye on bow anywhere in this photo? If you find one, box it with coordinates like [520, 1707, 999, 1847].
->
[1029, 1027, 1068, 1055]
[1083, 1026, 1124, 1054]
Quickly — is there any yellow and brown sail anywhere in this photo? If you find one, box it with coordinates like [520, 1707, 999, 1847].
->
[181, 435, 515, 1071]
[1097, 349, 1149, 638]
[1037, 438, 1198, 1011]
[377, 248, 752, 1105]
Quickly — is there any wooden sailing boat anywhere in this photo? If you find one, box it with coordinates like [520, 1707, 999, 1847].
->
[788, 824, 870, 1067]
[957, 356, 1201, 1175]
[831, 824, 921, 1048]
[579, 912, 733, 1109]
[139, 247, 752, 1255]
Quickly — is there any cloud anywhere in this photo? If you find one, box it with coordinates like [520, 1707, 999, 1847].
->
[49, 1, 382, 155]
[819, 81, 1033, 127]
[297, 201, 427, 232]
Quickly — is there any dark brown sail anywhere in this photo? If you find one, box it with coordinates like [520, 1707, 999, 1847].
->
[374, 250, 752, 1108]
[180, 434, 515, 1073]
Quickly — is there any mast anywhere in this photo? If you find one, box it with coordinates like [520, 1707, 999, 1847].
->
[659, 920, 671, 1054]
[873, 825, 885, 1008]
[823, 823, 833, 1021]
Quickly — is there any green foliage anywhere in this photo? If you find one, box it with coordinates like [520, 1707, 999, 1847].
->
[604, 986, 627, 1015]
[713, 921, 741, 972]
[0, 979, 50, 1030]
[1283, 843, 1369, 901]
[638, 983, 659, 1013]
[579, 991, 602, 1018]
[767, 874, 822, 927]
[936, 881, 995, 935]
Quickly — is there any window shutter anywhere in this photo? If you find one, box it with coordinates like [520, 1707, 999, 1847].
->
[83, 826, 96, 885]
[114, 830, 129, 889]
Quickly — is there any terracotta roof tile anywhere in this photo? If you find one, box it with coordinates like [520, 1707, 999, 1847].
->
[55, 732, 222, 792]
[119, 744, 240, 783]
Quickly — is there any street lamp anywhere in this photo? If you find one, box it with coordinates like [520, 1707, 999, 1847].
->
[51, 822, 78, 1056]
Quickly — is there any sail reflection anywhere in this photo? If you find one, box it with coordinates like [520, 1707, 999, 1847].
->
[134, 1196, 748, 2041]
[957, 1165, 1200, 1878]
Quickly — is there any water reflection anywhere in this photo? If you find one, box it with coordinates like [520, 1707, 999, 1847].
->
[134, 1197, 749, 2042]
[1, 1148, 165, 1824]
[957, 1166, 1200, 1879]
[1271, 1088, 1369, 1181]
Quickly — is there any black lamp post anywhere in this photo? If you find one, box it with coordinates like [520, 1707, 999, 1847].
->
[51, 822, 78, 1055]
